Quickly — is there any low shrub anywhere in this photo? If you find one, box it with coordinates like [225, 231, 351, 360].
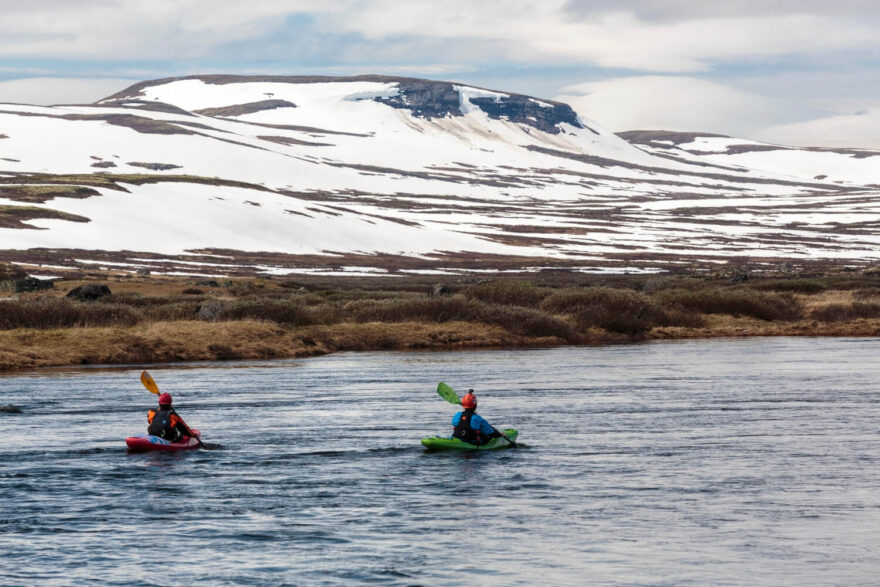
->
[104, 293, 206, 307]
[752, 279, 827, 294]
[660, 308, 707, 328]
[654, 287, 802, 321]
[478, 304, 575, 340]
[212, 299, 315, 326]
[346, 297, 479, 323]
[541, 287, 668, 334]
[142, 301, 203, 321]
[853, 287, 880, 301]
[465, 280, 549, 307]
[541, 286, 646, 313]
[344, 296, 575, 340]
[809, 302, 880, 322]
[0, 298, 141, 329]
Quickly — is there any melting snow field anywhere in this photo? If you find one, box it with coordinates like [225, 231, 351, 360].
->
[1, 75, 879, 276]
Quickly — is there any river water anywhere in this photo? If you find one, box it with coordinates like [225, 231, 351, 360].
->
[1, 337, 879, 586]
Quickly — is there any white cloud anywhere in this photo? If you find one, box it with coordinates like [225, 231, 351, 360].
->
[0, 1, 336, 59]
[0, 1, 876, 73]
[556, 76, 780, 135]
[0, 77, 136, 105]
[754, 108, 880, 149]
[556, 76, 880, 149]
[326, 1, 878, 72]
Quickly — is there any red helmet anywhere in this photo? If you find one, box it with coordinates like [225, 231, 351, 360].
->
[461, 390, 477, 409]
[158, 393, 173, 405]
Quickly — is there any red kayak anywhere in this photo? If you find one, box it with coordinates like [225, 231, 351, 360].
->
[125, 429, 201, 452]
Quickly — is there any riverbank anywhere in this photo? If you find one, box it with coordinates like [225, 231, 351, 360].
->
[2, 270, 880, 371]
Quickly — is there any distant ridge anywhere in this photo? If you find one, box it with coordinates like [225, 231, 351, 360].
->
[0, 74, 877, 278]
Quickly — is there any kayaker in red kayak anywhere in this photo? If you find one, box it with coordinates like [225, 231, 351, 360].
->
[147, 393, 191, 442]
[452, 390, 502, 446]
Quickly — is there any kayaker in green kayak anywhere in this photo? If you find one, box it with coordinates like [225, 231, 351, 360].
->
[451, 390, 503, 446]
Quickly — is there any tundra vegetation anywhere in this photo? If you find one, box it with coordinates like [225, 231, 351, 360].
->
[1, 269, 880, 371]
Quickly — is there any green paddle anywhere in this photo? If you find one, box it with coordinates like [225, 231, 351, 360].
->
[437, 382, 461, 405]
[140, 370, 207, 449]
[436, 382, 517, 448]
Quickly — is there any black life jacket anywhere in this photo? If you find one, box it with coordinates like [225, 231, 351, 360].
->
[148, 407, 182, 441]
[453, 410, 482, 445]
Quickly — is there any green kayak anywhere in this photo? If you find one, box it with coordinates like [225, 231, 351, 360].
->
[421, 428, 518, 451]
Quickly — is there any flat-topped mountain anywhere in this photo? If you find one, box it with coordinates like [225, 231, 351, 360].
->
[1, 75, 878, 278]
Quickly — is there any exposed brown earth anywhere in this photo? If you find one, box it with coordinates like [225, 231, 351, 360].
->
[0, 185, 100, 203]
[0, 205, 90, 229]
[194, 100, 297, 117]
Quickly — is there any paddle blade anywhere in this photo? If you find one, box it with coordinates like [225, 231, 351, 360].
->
[140, 371, 160, 395]
[437, 382, 461, 405]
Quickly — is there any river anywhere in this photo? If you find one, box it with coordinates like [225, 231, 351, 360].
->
[1, 337, 879, 585]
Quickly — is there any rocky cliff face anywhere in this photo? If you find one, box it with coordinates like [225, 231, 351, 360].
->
[105, 74, 588, 135]
[376, 79, 586, 134]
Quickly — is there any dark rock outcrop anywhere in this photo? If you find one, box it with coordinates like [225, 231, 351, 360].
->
[126, 162, 182, 171]
[468, 95, 584, 135]
[376, 81, 463, 119]
[376, 80, 586, 135]
[66, 284, 111, 301]
[14, 277, 54, 293]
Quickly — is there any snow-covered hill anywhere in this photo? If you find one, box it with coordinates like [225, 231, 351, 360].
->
[1, 75, 879, 278]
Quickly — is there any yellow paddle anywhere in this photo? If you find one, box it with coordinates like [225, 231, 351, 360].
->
[140, 370, 206, 448]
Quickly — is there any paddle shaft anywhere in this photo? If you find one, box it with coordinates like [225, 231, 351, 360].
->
[493, 427, 517, 448]
[169, 407, 206, 448]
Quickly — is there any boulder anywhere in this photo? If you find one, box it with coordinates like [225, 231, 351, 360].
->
[196, 300, 226, 321]
[430, 284, 452, 296]
[0, 263, 27, 291]
[14, 277, 55, 293]
[66, 284, 112, 301]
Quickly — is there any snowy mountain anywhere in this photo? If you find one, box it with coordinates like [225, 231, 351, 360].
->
[1, 74, 879, 278]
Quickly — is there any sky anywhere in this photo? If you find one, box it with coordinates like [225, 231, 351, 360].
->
[0, 0, 878, 148]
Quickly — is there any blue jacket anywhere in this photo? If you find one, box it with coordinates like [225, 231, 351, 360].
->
[452, 411, 495, 436]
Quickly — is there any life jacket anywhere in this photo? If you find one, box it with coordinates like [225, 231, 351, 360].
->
[453, 410, 482, 445]
[148, 408, 183, 440]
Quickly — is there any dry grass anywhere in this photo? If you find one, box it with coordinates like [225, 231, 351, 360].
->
[4, 273, 880, 371]
[0, 319, 576, 371]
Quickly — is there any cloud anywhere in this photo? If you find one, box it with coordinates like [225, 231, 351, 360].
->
[0, 1, 332, 60]
[0, 77, 136, 105]
[563, 0, 880, 21]
[754, 108, 880, 149]
[323, 1, 879, 72]
[0, 1, 876, 74]
[557, 76, 880, 148]
[556, 76, 781, 135]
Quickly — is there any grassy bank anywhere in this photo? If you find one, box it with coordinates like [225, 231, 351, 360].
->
[2, 271, 880, 371]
